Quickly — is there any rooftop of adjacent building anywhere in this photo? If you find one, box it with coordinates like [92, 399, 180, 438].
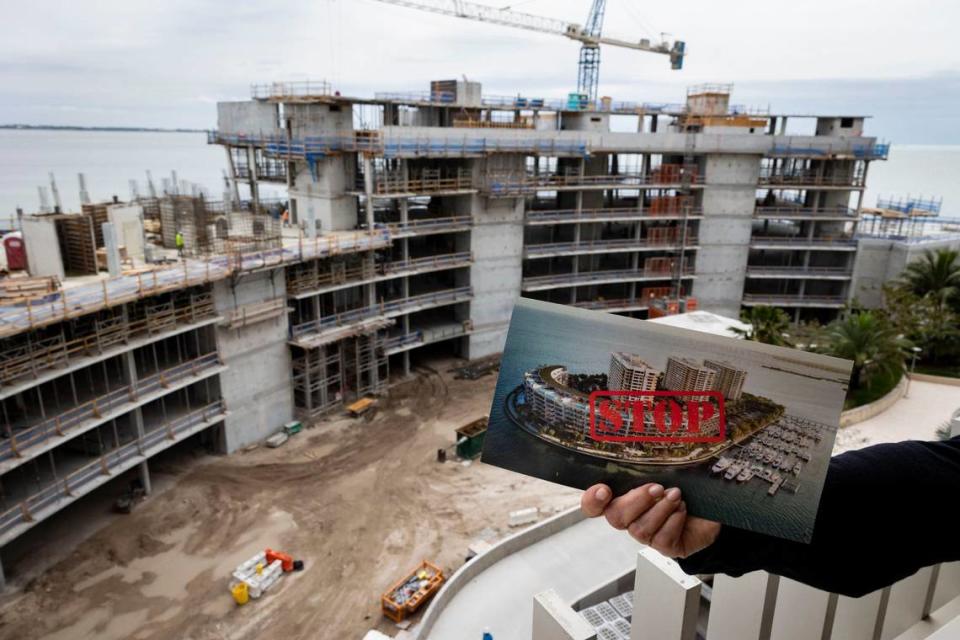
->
[610, 351, 657, 372]
[246, 78, 873, 121]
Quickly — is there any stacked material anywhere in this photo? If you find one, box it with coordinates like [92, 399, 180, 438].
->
[0, 275, 61, 303]
[231, 551, 283, 600]
[229, 548, 304, 605]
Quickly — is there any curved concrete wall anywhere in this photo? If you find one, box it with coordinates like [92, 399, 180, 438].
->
[415, 507, 585, 639]
[839, 373, 907, 427]
[912, 372, 960, 387]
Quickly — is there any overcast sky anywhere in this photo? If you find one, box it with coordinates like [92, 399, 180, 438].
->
[3, 0, 958, 143]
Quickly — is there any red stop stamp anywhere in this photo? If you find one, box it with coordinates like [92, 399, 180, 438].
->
[588, 390, 727, 443]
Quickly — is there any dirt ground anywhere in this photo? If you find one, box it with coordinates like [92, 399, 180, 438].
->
[0, 361, 579, 640]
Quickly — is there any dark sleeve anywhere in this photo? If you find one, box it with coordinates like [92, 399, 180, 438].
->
[678, 436, 960, 598]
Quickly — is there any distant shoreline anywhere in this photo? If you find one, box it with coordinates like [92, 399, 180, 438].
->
[0, 125, 206, 134]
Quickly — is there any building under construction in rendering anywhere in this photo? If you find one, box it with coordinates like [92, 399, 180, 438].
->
[0, 78, 888, 584]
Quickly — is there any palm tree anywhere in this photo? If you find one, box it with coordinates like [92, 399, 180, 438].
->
[734, 306, 793, 347]
[822, 310, 909, 389]
[899, 248, 960, 310]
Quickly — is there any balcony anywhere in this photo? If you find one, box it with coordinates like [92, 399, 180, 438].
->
[754, 206, 857, 221]
[286, 252, 472, 298]
[290, 287, 473, 348]
[381, 321, 473, 356]
[532, 529, 960, 640]
[522, 268, 694, 292]
[0, 400, 227, 547]
[745, 266, 853, 280]
[741, 293, 848, 308]
[525, 238, 699, 259]
[770, 141, 891, 160]
[233, 159, 288, 183]
[415, 507, 960, 640]
[357, 171, 476, 197]
[750, 236, 858, 251]
[525, 207, 703, 225]
[572, 298, 651, 313]
[758, 171, 866, 189]
[0, 292, 218, 398]
[485, 168, 704, 197]
[0, 352, 225, 473]
[384, 216, 473, 238]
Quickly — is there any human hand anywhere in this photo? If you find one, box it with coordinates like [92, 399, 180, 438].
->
[580, 483, 721, 559]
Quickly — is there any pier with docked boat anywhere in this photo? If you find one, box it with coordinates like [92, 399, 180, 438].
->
[709, 415, 829, 496]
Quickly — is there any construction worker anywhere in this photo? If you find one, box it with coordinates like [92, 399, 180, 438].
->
[175, 230, 185, 258]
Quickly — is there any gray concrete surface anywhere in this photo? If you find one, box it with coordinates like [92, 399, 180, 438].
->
[425, 516, 639, 640]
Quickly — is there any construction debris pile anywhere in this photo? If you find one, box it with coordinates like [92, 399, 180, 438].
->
[380, 560, 445, 623]
[230, 548, 305, 606]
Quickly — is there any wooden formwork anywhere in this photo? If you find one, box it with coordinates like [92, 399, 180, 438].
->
[80, 203, 109, 247]
[53, 214, 98, 275]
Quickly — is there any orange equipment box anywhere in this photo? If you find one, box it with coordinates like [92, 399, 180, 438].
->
[381, 560, 445, 623]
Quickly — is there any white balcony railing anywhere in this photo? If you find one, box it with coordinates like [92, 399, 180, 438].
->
[533, 547, 960, 640]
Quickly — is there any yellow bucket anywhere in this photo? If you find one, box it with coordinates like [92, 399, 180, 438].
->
[232, 582, 250, 606]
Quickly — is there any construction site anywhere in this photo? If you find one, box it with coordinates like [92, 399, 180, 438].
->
[0, 0, 937, 637]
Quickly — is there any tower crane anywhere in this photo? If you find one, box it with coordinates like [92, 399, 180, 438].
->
[369, 0, 685, 104]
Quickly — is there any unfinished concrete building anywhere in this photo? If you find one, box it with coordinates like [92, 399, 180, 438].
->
[0, 207, 387, 585]
[0, 78, 887, 583]
[212, 79, 886, 402]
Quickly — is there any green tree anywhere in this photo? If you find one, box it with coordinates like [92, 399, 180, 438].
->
[822, 310, 910, 389]
[883, 285, 960, 364]
[734, 306, 793, 347]
[898, 248, 960, 310]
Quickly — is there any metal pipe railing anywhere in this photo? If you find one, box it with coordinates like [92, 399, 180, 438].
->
[0, 400, 226, 538]
[0, 353, 222, 463]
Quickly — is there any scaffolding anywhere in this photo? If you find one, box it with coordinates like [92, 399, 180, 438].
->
[159, 195, 283, 257]
[292, 333, 388, 417]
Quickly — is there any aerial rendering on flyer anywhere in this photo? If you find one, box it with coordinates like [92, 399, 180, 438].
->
[506, 350, 830, 495]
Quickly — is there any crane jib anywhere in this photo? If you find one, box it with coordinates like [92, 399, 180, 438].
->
[371, 0, 685, 101]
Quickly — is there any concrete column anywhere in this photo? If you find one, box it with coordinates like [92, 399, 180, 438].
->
[138, 460, 152, 495]
[362, 155, 375, 231]
[101, 222, 122, 276]
[246, 146, 260, 213]
[223, 147, 242, 205]
[305, 206, 318, 240]
[123, 351, 151, 494]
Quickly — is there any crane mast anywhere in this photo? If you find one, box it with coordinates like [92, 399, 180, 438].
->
[577, 0, 607, 103]
[370, 0, 685, 104]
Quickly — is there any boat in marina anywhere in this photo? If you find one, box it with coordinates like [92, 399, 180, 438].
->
[724, 462, 743, 481]
[711, 457, 733, 474]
